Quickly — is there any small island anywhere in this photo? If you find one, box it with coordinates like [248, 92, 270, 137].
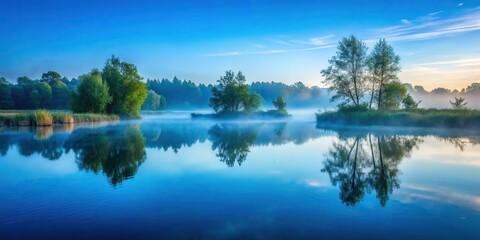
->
[191, 71, 290, 120]
[315, 36, 480, 129]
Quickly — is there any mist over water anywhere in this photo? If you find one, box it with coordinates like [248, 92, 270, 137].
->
[0, 112, 479, 239]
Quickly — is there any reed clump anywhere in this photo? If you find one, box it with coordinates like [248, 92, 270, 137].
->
[35, 110, 53, 126]
[0, 111, 119, 127]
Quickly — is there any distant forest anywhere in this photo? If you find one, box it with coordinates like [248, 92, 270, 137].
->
[1, 73, 479, 110]
[404, 83, 480, 109]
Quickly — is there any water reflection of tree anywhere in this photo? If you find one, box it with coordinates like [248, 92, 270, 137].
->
[208, 124, 259, 167]
[18, 135, 65, 160]
[0, 135, 9, 156]
[142, 123, 209, 153]
[322, 134, 422, 206]
[437, 137, 480, 151]
[64, 124, 146, 186]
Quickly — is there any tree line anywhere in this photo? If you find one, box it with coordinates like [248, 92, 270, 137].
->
[0, 56, 148, 117]
[0, 72, 74, 110]
[145, 77, 329, 109]
[2, 41, 479, 112]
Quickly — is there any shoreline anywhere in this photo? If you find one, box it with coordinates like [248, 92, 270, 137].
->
[316, 109, 480, 129]
[0, 110, 120, 127]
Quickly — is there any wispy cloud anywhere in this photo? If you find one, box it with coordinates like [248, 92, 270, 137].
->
[428, 11, 445, 16]
[204, 34, 335, 57]
[289, 34, 335, 46]
[377, 7, 480, 42]
[396, 184, 480, 211]
[204, 51, 242, 57]
[459, 3, 464, 7]
[418, 57, 480, 66]
[204, 45, 335, 57]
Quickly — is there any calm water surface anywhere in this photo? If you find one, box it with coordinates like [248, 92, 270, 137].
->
[0, 112, 479, 239]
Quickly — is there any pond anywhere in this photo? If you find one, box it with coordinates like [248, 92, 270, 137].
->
[0, 112, 479, 239]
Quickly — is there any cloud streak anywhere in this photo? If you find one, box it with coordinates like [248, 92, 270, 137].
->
[418, 57, 480, 66]
[204, 34, 335, 57]
[378, 7, 480, 42]
[204, 45, 335, 57]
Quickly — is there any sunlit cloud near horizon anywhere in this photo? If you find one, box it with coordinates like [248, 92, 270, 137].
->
[0, 0, 479, 90]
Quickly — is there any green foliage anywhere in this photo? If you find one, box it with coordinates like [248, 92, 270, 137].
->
[337, 103, 369, 113]
[402, 94, 420, 109]
[29, 90, 41, 109]
[316, 108, 480, 128]
[367, 39, 401, 109]
[0, 77, 14, 109]
[209, 70, 263, 113]
[7, 74, 74, 110]
[41, 71, 62, 83]
[102, 56, 148, 117]
[41, 71, 70, 109]
[272, 96, 287, 112]
[321, 35, 369, 107]
[49, 78, 70, 109]
[450, 97, 468, 110]
[142, 90, 166, 110]
[245, 92, 263, 112]
[380, 81, 407, 110]
[71, 70, 111, 114]
[122, 78, 148, 117]
[36, 82, 52, 108]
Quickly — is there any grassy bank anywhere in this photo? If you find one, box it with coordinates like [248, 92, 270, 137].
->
[316, 109, 480, 129]
[192, 110, 290, 120]
[0, 110, 119, 127]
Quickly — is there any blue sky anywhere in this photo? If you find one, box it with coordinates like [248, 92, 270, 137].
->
[1, 0, 479, 90]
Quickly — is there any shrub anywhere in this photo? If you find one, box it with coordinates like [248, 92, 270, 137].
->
[34, 110, 53, 126]
[53, 112, 75, 124]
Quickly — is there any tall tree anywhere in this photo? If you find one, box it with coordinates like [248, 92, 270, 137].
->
[41, 71, 70, 109]
[209, 70, 262, 112]
[102, 56, 148, 117]
[36, 82, 52, 108]
[71, 70, 112, 114]
[367, 39, 401, 109]
[321, 35, 369, 107]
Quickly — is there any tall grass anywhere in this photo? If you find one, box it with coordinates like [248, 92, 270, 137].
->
[316, 108, 480, 129]
[53, 112, 75, 124]
[0, 110, 119, 127]
[72, 113, 120, 123]
[35, 110, 53, 126]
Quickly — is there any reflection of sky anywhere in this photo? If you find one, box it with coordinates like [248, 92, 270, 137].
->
[1, 122, 480, 238]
